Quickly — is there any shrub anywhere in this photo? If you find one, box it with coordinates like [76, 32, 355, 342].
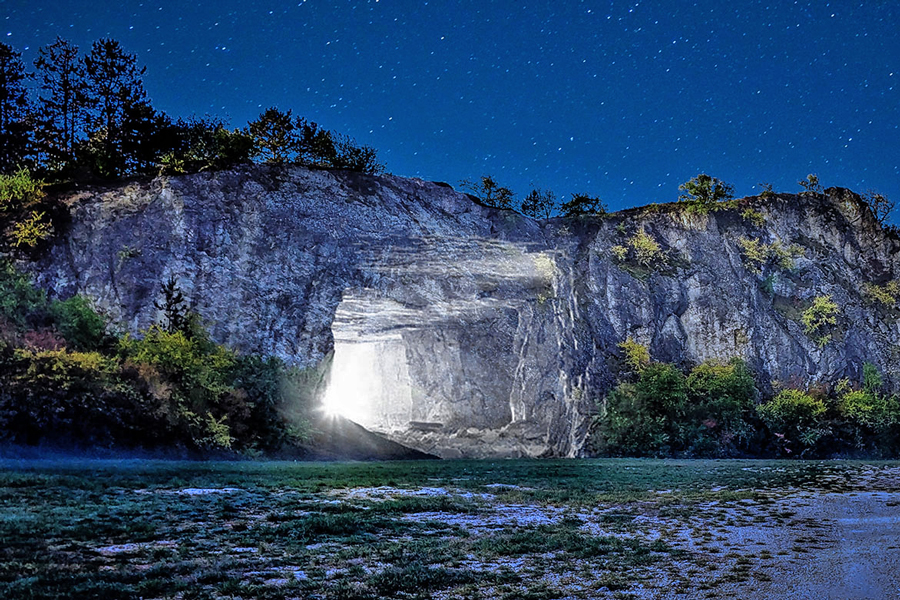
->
[801, 295, 839, 347]
[122, 325, 237, 449]
[610, 244, 627, 261]
[737, 237, 804, 274]
[757, 389, 827, 453]
[741, 208, 765, 226]
[49, 295, 107, 351]
[0, 170, 55, 249]
[595, 362, 688, 456]
[685, 358, 758, 453]
[737, 237, 766, 273]
[628, 230, 663, 267]
[839, 390, 887, 430]
[863, 281, 900, 307]
[757, 182, 776, 199]
[0, 168, 44, 212]
[0, 261, 47, 328]
[618, 337, 650, 373]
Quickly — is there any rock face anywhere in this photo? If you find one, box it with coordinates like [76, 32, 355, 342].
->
[29, 166, 900, 458]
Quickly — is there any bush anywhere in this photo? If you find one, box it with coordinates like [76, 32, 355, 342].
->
[685, 358, 758, 454]
[737, 237, 804, 273]
[801, 295, 839, 347]
[0, 261, 47, 329]
[0, 168, 44, 211]
[122, 325, 237, 449]
[49, 295, 107, 351]
[628, 230, 663, 267]
[863, 281, 900, 307]
[594, 362, 687, 456]
[757, 389, 827, 453]
[0, 170, 53, 249]
[618, 337, 650, 373]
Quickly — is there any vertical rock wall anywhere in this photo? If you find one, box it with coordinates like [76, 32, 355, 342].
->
[29, 166, 900, 457]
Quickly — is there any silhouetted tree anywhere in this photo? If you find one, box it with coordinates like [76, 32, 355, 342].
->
[121, 100, 173, 174]
[798, 174, 822, 195]
[248, 107, 297, 164]
[331, 133, 384, 174]
[33, 38, 88, 173]
[160, 116, 253, 174]
[0, 43, 32, 173]
[560, 193, 607, 217]
[863, 191, 895, 226]
[295, 117, 336, 166]
[520, 187, 558, 219]
[461, 175, 515, 210]
[82, 39, 148, 178]
[154, 276, 190, 335]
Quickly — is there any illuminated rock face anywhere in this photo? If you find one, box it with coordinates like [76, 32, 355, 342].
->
[31, 166, 900, 457]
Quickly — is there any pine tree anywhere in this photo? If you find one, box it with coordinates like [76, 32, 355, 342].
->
[34, 37, 88, 173]
[82, 39, 147, 178]
[248, 107, 298, 164]
[0, 43, 32, 173]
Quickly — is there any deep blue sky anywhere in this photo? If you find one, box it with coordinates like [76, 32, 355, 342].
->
[5, 1, 898, 212]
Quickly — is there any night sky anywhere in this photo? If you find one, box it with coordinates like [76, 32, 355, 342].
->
[5, 1, 898, 213]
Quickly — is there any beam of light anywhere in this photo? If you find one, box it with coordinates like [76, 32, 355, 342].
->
[320, 341, 379, 423]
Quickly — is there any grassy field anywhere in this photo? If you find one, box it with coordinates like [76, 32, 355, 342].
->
[0, 458, 898, 599]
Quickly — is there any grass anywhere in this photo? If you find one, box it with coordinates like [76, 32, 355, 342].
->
[0, 458, 896, 599]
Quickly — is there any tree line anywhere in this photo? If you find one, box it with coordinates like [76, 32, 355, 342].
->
[0, 37, 383, 181]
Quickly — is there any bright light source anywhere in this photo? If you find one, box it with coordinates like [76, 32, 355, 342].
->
[320, 342, 378, 423]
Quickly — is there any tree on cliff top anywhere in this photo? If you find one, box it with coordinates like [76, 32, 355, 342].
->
[0, 43, 32, 173]
[520, 187, 558, 220]
[82, 39, 149, 178]
[678, 174, 735, 209]
[561, 193, 607, 217]
[33, 37, 88, 173]
[460, 175, 515, 210]
[248, 107, 298, 164]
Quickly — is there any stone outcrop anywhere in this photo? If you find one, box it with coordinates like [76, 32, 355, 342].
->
[28, 166, 900, 458]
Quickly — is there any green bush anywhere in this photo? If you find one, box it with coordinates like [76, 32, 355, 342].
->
[49, 295, 107, 351]
[0, 170, 54, 249]
[594, 362, 687, 456]
[757, 389, 827, 453]
[618, 337, 650, 373]
[628, 230, 663, 267]
[122, 325, 237, 449]
[0, 261, 47, 329]
[737, 237, 804, 274]
[685, 358, 758, 454]
[801, 295, 839, 347]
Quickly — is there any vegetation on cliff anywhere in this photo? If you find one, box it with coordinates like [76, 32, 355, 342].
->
[591, 340, 900, 458]
[0, 261, 318, 455]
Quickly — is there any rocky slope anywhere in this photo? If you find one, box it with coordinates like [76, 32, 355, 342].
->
[28, 166, 900, 458]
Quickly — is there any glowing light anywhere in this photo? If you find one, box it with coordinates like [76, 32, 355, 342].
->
[320, 341, 379, 423]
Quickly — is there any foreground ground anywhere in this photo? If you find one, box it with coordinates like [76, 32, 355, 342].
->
[0, 458, 898, 599]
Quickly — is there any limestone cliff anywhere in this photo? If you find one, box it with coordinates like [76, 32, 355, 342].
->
[28, 166, 900, 458]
